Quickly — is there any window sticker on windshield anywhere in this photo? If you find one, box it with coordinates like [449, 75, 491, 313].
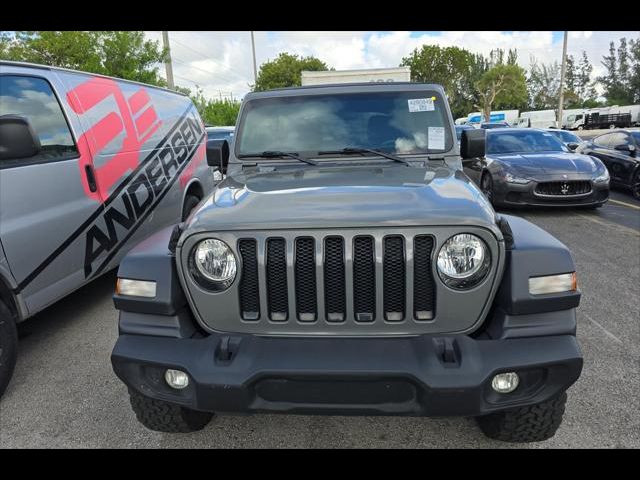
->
[408, 98, 435, 112]
[428, 127, 445, 150]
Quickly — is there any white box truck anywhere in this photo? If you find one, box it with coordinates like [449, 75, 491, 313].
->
[517, 110, 557, 128]
[466, 110, 519, 127]
[301, 67, 411, 86]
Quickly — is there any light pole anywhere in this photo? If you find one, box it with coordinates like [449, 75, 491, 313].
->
[250, 31, 258, 85]
[162, 31, 175, 89]
[557, 31, 568, 128]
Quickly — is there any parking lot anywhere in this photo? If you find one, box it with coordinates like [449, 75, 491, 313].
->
[0, 186, 638, 449]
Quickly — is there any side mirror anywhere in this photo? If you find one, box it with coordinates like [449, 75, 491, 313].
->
[614, 144, 635, 154]
[206, 139, 229, 173]
[0, 115, 41, 161]
[567, 142, 580, 151]
[460, 128, 486, 160]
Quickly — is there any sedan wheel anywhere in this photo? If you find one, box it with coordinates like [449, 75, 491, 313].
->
[632, 172, 640, 200]
[481, 173, 494, 204]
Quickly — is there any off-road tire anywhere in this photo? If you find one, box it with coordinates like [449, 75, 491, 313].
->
[128, 389, 213, 433]
[0, 300, 18, 398]
[182, 194, 201, 222]
[475, 392, 567, 443]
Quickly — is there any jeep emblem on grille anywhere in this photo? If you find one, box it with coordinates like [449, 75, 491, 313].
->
[561, 183, 570, 195]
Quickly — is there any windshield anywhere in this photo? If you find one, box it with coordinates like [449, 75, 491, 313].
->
[455, 125, 472, 141]
[236, 91, 453, 157]
[631, 131, 640, 143]
[487, 130, 567, 154]
[549, 130, 580, 143]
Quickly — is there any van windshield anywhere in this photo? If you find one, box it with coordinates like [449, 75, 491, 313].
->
[236, 91, 453, 158]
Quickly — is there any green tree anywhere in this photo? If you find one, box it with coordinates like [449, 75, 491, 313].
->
[177, 85, 241, 126]
[599, 38, 635, 105]
[474, 64, 528, 122]
[528, 57, 562, 109]
[630, 38, 640, 103]
[401, 45, 488, 119]
[254, 52, 329, 91]
[1, 31, 167, 87]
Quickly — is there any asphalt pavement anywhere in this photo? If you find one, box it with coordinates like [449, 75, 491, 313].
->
[0, 189, 638, 448]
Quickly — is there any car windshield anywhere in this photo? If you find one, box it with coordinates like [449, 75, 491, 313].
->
[549, 130, 580, 143]
[487, 130, 566, 154]
[455, 126, 472, 141]
[631, 131, 640, 143]
[236, 90, 453, 157]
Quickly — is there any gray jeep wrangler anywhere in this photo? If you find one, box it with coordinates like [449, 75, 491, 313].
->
[110, 83, 583, 442]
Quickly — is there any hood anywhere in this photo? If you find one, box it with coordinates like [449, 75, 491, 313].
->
[186, 164, 497, 233]
[490, 151, 600, 178]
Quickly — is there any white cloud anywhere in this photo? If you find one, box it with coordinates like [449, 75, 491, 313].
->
[146, 31, 639, 101]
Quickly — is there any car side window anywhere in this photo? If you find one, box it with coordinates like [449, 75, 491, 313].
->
[0, 75, 78, 166]
[608, 133, 629, 149]
[593, 134, 612, 147]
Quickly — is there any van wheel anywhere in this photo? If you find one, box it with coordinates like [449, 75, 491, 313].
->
[577, 126, 583, 131]
[0, 300, 18, 398]
[475, 392, 567, 443]
[609, 124, 616, 129]
[182, 194, 201, 221]
[128, 389, 213, 433]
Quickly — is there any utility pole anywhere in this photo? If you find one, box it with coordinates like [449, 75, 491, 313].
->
[557, 31, 568, 128]
[250, 31, 258, 85]
[162, 31, 175, 89]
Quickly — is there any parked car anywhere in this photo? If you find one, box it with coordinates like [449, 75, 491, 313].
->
[576, 129, 640, 199]
[111, 82, 584, 443]
[481, 121, 510, 129]
[544, 128, 583, 150]
[0, 61, 216, 398]
[206, 126, 235, 142]
[463, 128, 609, 208]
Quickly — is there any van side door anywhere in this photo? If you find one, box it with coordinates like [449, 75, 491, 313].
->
[0, 72, 104, 316]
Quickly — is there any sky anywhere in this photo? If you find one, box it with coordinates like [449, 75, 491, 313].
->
[144, 31, 639, 101]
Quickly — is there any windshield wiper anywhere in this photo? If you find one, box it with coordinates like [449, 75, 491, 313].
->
[317, 147, 410, 165]
[237, 151, 318, 165]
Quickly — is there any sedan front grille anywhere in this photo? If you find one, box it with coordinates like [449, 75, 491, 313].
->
[535, 180, 592, 196]
[238, 234, 436, 325]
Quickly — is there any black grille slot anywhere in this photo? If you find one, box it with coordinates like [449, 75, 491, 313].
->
[535, 180, 592, 196]
[324, 237, 346, 322]
[266, 238, 288, 321]
[238, 239, 260, 320]
[383, 236, 405, 321]
[295, 238, 317, 322]
[413, 236, 435, 321]
[353, 236, 376, 322]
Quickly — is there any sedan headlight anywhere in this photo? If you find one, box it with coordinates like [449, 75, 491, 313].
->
[504, 172, 531, 184]
[593, 169, 610, 184]
[437, 234, 491, 289]
[189, 239, 237, 291]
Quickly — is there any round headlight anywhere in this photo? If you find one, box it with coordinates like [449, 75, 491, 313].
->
[189, 239, 237, 290]
[437, 234, 490, 289]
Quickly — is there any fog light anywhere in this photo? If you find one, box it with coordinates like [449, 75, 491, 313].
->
[116, 278, 156, 298]
[165, 369, 189, 390]
[491, 372, 519, 393]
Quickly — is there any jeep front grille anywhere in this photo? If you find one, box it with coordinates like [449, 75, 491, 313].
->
[238, 234, 435, 324]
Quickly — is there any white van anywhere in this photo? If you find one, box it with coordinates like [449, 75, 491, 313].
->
[518, 110, 557, 128]
[467, 110, 519, 126]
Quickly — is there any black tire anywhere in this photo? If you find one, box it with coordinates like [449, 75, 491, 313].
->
[128, 389, 213, 433]
[181, 194, 201, 221]
[476, 392, 567, 443]
[632, 171, 640, 200]
[480, 172, 494, 204]
[0, 300, 18, 398]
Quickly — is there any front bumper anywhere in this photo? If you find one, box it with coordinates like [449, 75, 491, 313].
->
[112, 331, 583, 417]
[493, 180, 609, 207]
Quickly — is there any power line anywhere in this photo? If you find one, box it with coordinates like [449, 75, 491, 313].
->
[170, 35, 249, 83]
[172, 57, 244, 86]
